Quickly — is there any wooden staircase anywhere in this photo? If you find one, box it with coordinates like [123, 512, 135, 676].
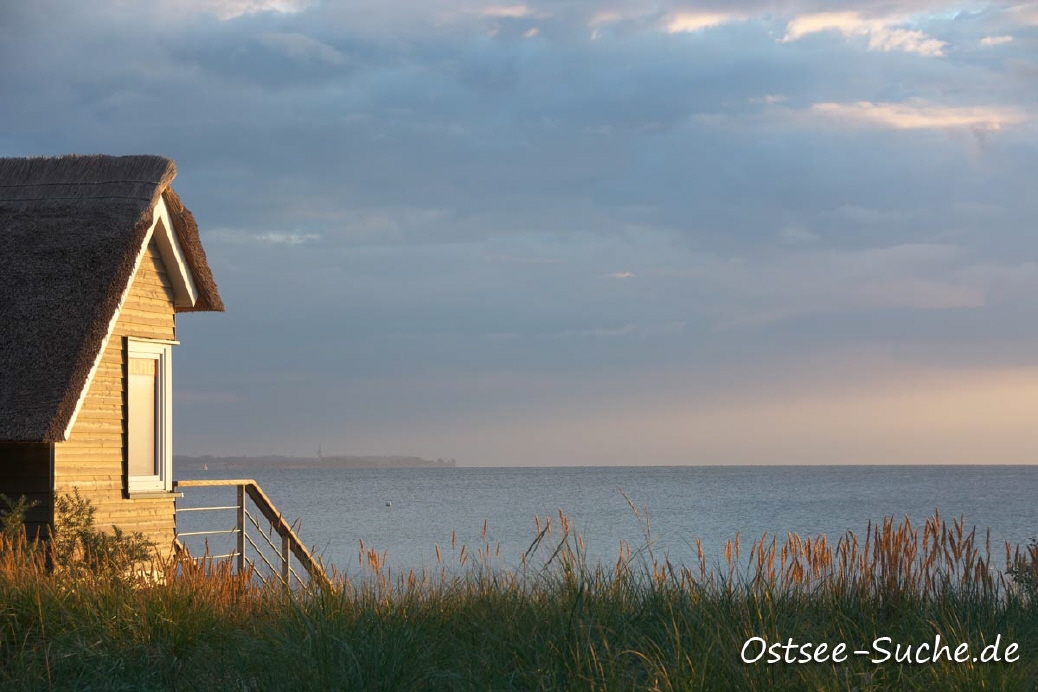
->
[173, 479, 329, 588]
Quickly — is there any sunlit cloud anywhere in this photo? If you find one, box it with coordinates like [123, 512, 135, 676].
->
[808, 101, 1027, 131]
[171, 0, 313, 20]
[782, 12, 877, 41]
[664, 12, 738, 34]
[590, 10, 626, 27]
[867, 27, 947, 56]
[479, 4, 534, 19]
[257, 232, 321, 245]
[979, 35, 1013, 46]
[1007, 4, 1038, 26]
[523, 27, 540, 38]
[609, 271, 636, 279]
[782, 11, 946, 57]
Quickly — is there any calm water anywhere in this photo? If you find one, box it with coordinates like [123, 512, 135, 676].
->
[174, 465, 1038, 577]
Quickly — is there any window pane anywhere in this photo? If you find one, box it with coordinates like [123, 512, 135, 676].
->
[129, 357, 157, 477]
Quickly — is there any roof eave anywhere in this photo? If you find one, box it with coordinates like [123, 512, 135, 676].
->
[162, 188, 224, 313]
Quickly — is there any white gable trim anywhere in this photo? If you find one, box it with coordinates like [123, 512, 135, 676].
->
[60, 198, 194, 441]
[151, 198, 198, 309]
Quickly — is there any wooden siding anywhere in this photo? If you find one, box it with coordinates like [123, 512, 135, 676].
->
[53, 241, 177, 556]
[0, 442, 53, 540]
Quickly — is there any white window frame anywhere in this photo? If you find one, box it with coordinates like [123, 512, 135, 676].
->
[127, 338, 173, 494]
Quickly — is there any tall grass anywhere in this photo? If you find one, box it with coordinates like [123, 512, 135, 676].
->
[1, 511, 1036, 690]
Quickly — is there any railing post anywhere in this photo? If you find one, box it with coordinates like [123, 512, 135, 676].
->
[236, 484, 246, 573]
[282, 533, 291, 583]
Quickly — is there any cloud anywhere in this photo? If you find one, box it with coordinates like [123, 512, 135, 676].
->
[257, 232, 321, 245]
[866, 27, 947, 56]
[782, 11, 946, 57]
[782, 12, 879, 41]
[588, 8, 652, 38]
[956, 261, 1038, 300]
[651, 243, 1001, 330]
[663, 12, 739, 34]
[257, 33, 350, 66]
[170, 0, 313, 21]
[698, 244, 1038, 329]
[212, 229, 321, 245]
[1007, 4, 1038, 26]
[551, 320, 686, 339]
[979, 35, 1013, 46]
[479, 4, 535, 19]
[808, 100, 1027, 131]
[6, 0, 1038, 464]
[590, 10, 625, 27]
[558, 323, 638, 338]
[777, 225, 818, 244]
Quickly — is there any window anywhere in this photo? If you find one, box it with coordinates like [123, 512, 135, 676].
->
[127, 338, 172, 494]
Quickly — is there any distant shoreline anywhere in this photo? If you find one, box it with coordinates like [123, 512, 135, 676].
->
[175, 454, 457, 471]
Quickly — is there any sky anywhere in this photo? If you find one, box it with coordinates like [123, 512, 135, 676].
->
[3, 0, 1037, 465]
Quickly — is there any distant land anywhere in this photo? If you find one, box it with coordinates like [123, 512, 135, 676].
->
[175, 454, 457, 472]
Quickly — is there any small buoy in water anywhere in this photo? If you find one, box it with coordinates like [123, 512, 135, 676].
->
[386, 501, 392, 507]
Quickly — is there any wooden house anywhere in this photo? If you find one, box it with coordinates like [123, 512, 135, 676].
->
[0, 155, 223, 554]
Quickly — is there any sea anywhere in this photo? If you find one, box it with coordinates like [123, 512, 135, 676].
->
[173, 465, 1038, 579]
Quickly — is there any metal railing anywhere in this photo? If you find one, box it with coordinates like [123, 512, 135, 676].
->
[173, 479, 329, 588]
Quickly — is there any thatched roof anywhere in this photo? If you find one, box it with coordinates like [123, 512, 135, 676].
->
[0, 154, 223, 442]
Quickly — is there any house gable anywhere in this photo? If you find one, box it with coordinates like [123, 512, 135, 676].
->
[61, 197, 195, 441]
[53, 238, 178, 550]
